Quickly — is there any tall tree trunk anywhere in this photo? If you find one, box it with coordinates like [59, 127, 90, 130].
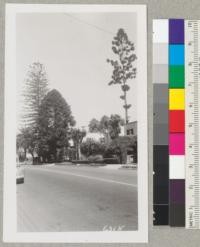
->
[124, 90, 128, 124]
[78, 143, 82, 160]
[24, 148, 27, 161]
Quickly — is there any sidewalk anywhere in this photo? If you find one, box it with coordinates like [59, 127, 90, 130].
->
[99, 164, 137, 170]
[98, 164, 123, 170]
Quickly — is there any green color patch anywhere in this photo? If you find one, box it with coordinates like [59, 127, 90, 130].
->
[169, 66, 185, 88]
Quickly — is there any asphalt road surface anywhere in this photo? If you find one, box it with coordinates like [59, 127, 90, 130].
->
[17, 164, 138, 232]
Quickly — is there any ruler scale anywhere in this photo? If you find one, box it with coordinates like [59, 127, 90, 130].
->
[185, 20, 200, 229]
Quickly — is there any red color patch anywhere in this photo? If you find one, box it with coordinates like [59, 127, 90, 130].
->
[169, 110, 185, 133]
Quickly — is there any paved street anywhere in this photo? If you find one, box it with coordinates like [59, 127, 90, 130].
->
[17, 164, 138, 232]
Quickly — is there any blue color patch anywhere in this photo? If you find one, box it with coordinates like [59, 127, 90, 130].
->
[169, 45, 184, 65]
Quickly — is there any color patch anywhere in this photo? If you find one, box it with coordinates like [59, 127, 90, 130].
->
[169, 89, 185, 110]
[154, 145, 169, 203]
[153, 44, 168, 64]
[154, 84, 168, 103]
[169, 19, 184, 44]
[169, 45, 185, 65]
[153, 205, 169, 225]
[170, 179, 185, 204]
[154, 103, 168, 124]
[169, 110, 185, 132]
[154, 123, 168, 145]
[169, 155, 185, 179]
[153, 19, 169, 226]
[169, 133, 185, 155]
[168, 19, 185, 228]
[153, 19, 169, 43]
[169, 204, 185, 226]
[169, 66, 185, 88]
[153, 64, 168, 84]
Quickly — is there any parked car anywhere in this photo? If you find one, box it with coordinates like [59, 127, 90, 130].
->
[16, 164, 25, 184]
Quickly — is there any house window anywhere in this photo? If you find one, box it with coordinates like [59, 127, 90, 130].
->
[127, 129, 134, 135]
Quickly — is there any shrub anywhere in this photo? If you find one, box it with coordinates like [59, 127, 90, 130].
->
[81, 138, 106, 157]
[72, 160, 89, 164]
[88, 154, 104, 163]
[105, 136, 137, 164]
[103, 157, 119, 164]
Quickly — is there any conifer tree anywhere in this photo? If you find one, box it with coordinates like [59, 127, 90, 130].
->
[22, 62, 49, 127]
[37, 89, 75, 162]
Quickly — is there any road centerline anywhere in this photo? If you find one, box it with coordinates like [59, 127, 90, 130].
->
[32, 167, 137, 188]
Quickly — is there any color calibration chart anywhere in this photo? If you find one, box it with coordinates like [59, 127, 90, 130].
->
[153, 19, 200, 228]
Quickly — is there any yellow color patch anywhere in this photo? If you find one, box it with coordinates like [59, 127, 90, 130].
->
[169, 89, 185, 110]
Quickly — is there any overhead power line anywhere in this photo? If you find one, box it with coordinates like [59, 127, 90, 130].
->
[63, 13, 115, 36]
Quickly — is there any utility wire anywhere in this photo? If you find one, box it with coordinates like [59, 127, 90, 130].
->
[63, 13, 115, 36]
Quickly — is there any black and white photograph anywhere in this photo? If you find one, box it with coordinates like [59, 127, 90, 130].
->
[4, 4, 147, 243]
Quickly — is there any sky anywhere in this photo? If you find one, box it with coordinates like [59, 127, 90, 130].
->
[16, 12, 137, 129]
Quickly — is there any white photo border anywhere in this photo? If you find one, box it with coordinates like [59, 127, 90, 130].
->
[3, 3, 148, 243]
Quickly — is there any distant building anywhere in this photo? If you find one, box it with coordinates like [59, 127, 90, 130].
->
[124, 121, 137, 136]
[69, 122, 137, 164]
[82, 132, 105, 142]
